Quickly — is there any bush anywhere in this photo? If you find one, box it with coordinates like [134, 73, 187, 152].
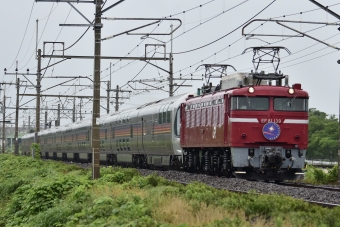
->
[305, 165, 338, 184]
[30, 143, 41, 159]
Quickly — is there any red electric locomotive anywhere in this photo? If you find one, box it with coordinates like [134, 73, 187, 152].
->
[180, 47, 308, 181]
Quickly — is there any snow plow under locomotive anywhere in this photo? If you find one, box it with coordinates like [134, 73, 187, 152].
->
[21, 47, 308, 181]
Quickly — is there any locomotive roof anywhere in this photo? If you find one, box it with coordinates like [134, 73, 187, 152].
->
[186, 85, 308, 103]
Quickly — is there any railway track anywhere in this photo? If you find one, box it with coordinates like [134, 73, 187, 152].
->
[176, 181, 339, 209]
[277, 182, 340, 193]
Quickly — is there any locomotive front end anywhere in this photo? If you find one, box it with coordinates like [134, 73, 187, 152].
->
[229, 84, 308, 181]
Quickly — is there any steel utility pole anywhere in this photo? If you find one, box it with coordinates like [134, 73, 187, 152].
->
[115, 85, 119, 111]
[92, 0, 102, 179]
[73, 97, 76, 122]
[106, 80, 110, 114]
[338, 60, 340, 184]
[109, 85, 131, 112]
[45, 103, 47, 129]
[80, 98, 83, 121]
[36, 49, 41, 145]
[169, 24, 174, 97]
[2, 92, 5, 153]
[14, 77, 20, 155]
[57, 104, 60, 126]
[28, 115, 30, 133]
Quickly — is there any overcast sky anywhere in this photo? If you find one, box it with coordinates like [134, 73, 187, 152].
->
[1, 0, 340, 126]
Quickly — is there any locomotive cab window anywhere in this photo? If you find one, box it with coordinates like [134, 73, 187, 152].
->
[231, 96, 269, 110]
[274, 97, 308, 112]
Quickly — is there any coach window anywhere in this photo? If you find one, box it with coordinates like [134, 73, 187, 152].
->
[166, 103, 172, 123]
[274, 97, 308, 112]
[163, 103, 169, 123]
[111, 127, 115, 139]
[159, 104, 164, 124]
[231, 96, 269, 110]
[127, 139, 130, 151]
[174, 107, 181, 136]
[105, 129, 108, 140]
[130, 125, 133, 138]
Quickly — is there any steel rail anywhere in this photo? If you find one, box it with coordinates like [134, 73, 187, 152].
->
[176, 181, 339, 209]
[277, 182, 340, 192]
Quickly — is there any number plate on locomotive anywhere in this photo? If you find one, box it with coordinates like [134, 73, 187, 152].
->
[261, 119, 282, 124]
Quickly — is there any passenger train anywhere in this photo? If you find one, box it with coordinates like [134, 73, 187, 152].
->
[21, 69, 308, 181]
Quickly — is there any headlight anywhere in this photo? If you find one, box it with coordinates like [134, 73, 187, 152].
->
[288, 88, 294, 94]
[248, 87, 255, 93]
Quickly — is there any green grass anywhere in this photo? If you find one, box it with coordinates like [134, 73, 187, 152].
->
[1, 154, 340, 227]
[304, 165, 338, 184]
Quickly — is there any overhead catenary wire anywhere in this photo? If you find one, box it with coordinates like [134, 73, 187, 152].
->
[102, 2, 340, 81]
[17, 3, 55, 72]
[101, 0, 250, 83]
[99, 0, 227, 78]
[171, 0, 277, 55]
[6, 1, 35, 71]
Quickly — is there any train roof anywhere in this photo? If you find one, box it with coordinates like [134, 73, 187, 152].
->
[22, 92, 195, 138]
[186, 84, 308, 103]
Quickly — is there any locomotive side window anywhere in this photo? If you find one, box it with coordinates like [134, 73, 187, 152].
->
[202, 107, 206, 126]
[196, 105, 201, 127]
[231, 97, 269, 110]
[174, 107, 181, 136]
[274, 97, 308, 111]
[191, 107, 195, 127]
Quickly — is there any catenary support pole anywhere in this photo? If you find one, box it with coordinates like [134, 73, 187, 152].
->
[2, 92, 5, 153]
[80, 98, 82, 121]
[57, 104, 60, 126]
[92, 0, 102, 180]
[169, 24, 174, 97]
[28, 115, 30, 133]
[115, 85, 119, 112]
[338, 85, 340, 184]
[73, 97, 76, 122]
[14, 78, 20, 155]
[36, 49, 41, 145]
[107, 80, 110, 114]
[45, 104, 47, 129]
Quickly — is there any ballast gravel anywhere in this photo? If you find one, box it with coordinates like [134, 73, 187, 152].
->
[137, 169, 340, 205]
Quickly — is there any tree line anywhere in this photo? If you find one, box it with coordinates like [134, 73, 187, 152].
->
[307, 108, 339, 161]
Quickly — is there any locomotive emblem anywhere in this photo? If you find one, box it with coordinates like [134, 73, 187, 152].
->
[262, 122, 281, 140]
